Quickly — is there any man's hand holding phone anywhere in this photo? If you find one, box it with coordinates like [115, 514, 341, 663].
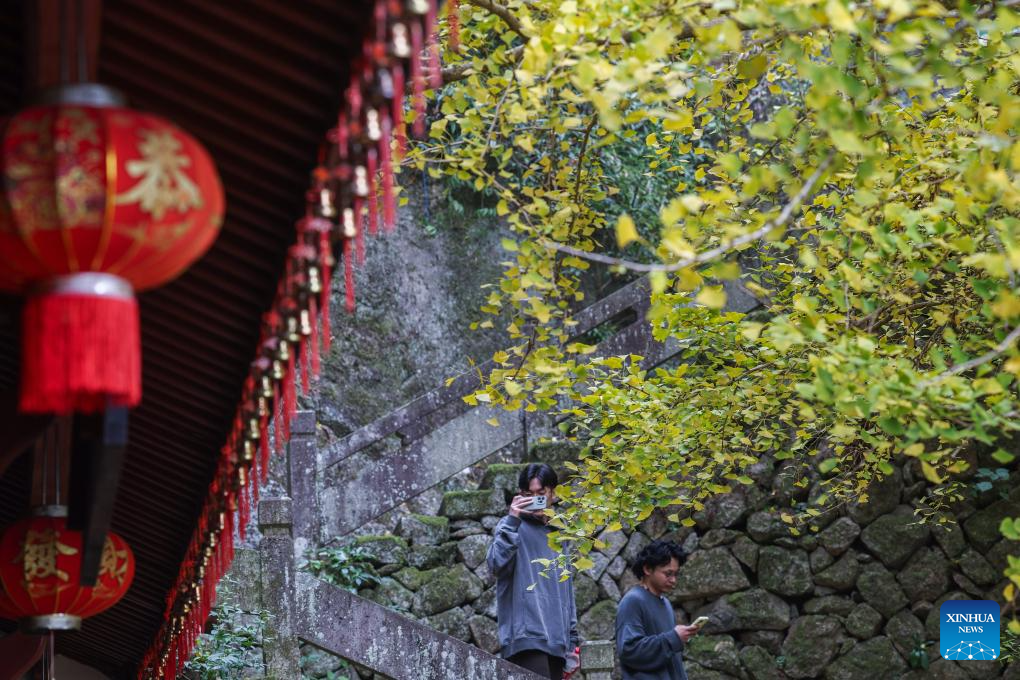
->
[509, 495, 547, 517]
[675, 617, 709, 643]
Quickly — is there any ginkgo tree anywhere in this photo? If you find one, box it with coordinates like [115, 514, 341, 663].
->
[407, 0, 1020, 625]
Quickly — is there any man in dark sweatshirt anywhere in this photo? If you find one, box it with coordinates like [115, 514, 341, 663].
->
[615, 540, 699, 680]
[486, 463, 579, 679]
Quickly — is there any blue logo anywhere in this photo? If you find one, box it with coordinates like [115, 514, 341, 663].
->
[940, 600, 1000, 661]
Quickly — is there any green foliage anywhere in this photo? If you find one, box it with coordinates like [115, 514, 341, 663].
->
[1002, 624, 1020, 666]
[300, 544, 379, 592]
[907, 636, 930, 670]
[184, 579, 271, 680]
[420, 0, 1020, 613]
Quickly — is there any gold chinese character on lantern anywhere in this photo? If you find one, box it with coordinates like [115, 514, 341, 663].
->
[99, 537, 130, 585]
[17, 529, 77, 582]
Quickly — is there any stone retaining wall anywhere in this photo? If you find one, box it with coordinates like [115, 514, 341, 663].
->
[343, 443, 1019, 680]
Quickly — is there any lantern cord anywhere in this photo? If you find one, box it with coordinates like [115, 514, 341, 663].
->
[41, 436, 48, 506]
[59, 0, 69, 84]
[49, 632, 55, 680]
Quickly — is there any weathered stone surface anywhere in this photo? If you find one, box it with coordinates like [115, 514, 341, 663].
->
[439, 489, 505, 520]
[926, 592, 968, 642]
[407, 540, 458, 570]
[810, 546, 835, 573]
[685, 634, 743, 676]
[700, 529, 742, 549]
[738, 630, 784, 656]
[738, 645, 783, 680]
[883, 609, 925, 661]
[622, 531, 652, 564]
[480, 463, 528, 498]
[903, 659, 969, 680]
[584, 550, 612, 581]
[393, 566, 428, 591]
[457, 533, 491, 570]
[574, 573, 599, 613]
[819, 517, 862, 556]
[353, 535, 408, 566]
[368, 577, 416, 613]
[638, 509, 670, 539]
[685, 664, 738, 680]
[856, 565, 908, 618]
[803, 595, 855, 616]
[578, 600, 617, 641]
[781, 615, 843, 678]
[598, 572, 621, 602]
[758, 546, 813, 598]
[473, 586, 498, 619]
[731, 536, 759, 571]
[711, 588, 791, 631]
[449, 519, 486, 539]
[986, 538, 1016, 572]
[860, 510, 930, 569]
[698, 493, 748, 530]
[596, 527, 628, 561]
[412, 564, 484, 616]
[845, 603, 883, 639]
[960, 660, 1001, 679]
[673, 549, 751, 601]
[957, 548, 999, 586]
[397, 514, 450, 546]
[824, 637, 907, 680]
[964, 495, 1020, 552]
[607, 555, 627, 580]
[897, 547, 950, 602]
[468, 614, 500, 654]
[932, 518, 967, 558]
[747, 511, 792, 543]
[481, 515, 501, 531]
[847, 467, 903, 526]
[427, 606, 471, 641]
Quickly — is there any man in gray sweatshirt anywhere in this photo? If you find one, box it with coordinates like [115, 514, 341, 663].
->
[615, 540, 700, 680]
[486, 463, 579, 679]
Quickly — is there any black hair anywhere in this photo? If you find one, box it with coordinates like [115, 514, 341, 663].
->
[631, 539, 686, 580]
[518, 463, 558, 492]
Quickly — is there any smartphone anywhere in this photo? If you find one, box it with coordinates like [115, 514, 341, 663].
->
[525, 495, 548, 511]
[691, 616, 710, 629]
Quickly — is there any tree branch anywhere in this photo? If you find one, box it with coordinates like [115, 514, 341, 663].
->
[464, 0, 527, 36]
[539, 151, 835, 273]
[920, 323, 1020, 387]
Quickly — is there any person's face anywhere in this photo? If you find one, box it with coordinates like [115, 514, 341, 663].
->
[643, 557, 680, 595]
[523, 477, 554, 506]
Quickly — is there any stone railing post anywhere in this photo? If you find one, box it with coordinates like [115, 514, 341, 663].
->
[580, 640, 614, 680]
[287, 410, 319, 558]
[259, 497, 301, 679]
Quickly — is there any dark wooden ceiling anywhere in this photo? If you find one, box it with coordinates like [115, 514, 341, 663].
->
[0, 1, 371, 676]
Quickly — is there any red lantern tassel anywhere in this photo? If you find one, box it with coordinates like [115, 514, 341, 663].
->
[448, 0, 460, 51]
[343, 239, 356, 313]
[367, 148, 379, 236]
[410, 22, 426, 137]
[337, 111, 349, 160]
[20, 277, 141, 413]
[284, 353, 295, 439]
[238, 486, 249, 541]
[300, 332, 310, 396]
[392, 65, 407, 158]
[380, 115, 397, 231]
[273, 383, 284, 453]
[426, 1, 442, 90]
[260, 411, 270, 485]
[354, 198, 366, 265]
[309, 296, 321, 378]
[319, 229, 332, 353]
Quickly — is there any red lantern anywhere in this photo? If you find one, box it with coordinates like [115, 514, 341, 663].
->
[0, 508, 135, 632]
[0, 84, 224, 413]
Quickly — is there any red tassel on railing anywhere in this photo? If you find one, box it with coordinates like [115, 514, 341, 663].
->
[380, 119, 396, 231]
[300, 331, 310, 395]
[273, 383, 284, 454]
[367, 148, 379, 236]
[309, 296, 320, 378]
[354, 198, 366, 265]
[284, 352, 295, 437]
[392, 65, 407, 157]
[426, 1, 442, 90]
[259, 411, 270, 485]
[343, 239, 356, 313]
[337, 112, 349, 161]
[410, 22, 426, 137]
[318, 229, 332, 353]
[448, 0, 460, 51]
